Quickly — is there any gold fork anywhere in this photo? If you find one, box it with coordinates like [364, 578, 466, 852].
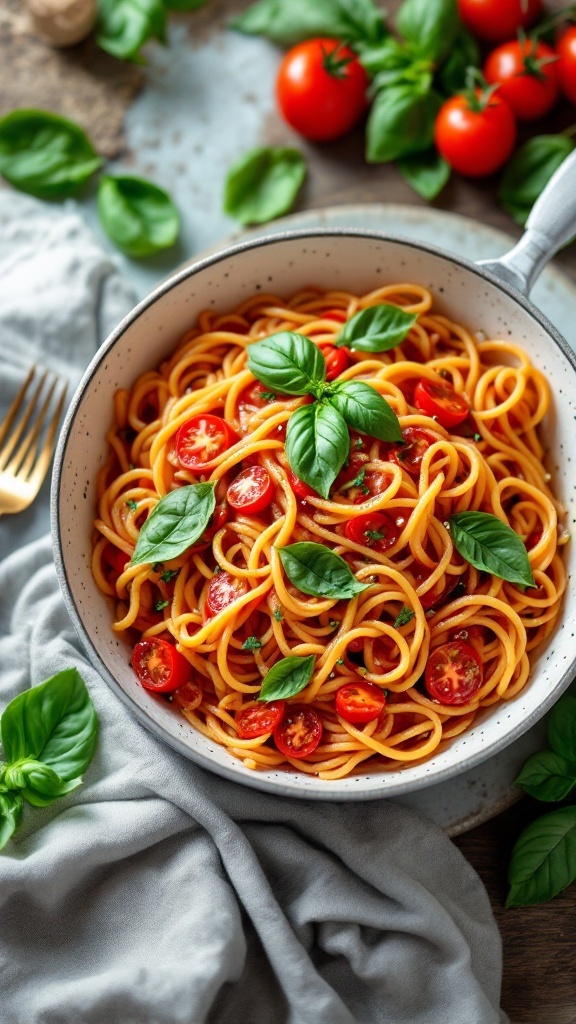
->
[0, 367, 68, 516]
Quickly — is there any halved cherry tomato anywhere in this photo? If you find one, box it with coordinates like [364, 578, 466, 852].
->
[336, 680, 386, 724]
[226, 466, 274, 514]
[425, 640, 483, 706]
[176, 414, 238, 470]
[484, 40, 560, 122]
[413, 565, 448, 611]
[273, 704, 322, 757]
[239, 381, 277, 409]
[132, 637, 191, 693]
[205, 571, 249, 617]
[237, 700, 286, 739]
[457, 0, 541, 42]
[414, 378, 470, 428]
[103, 542, 128, 577]
[384, 426, 438, 476]
[434, 91, 516, 177]
[344, 511, 400, 552]
[173, 679, 203, 712]
[288, 470, 317, 500]
[558, 26, 576, 106]
[319, 344, 351, 381]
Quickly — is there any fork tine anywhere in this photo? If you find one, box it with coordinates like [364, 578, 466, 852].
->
[0, 366, 36, 452]
[27, 380, 68, 486]
[15, 377, 59, 479]
[0, 369, 48, 472]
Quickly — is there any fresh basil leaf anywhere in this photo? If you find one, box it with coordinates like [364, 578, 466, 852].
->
[258, 655, 315, 702]
[515, 751, 576, 803]
[97, 0, 166, 62]
[548, 694, 576, 761]
[131, 483, 216, 565]
[0, 669, 98, 782]
[328, 381, 403, 443]
[335, 302, 417, 352]
[97, 175, 179, 258]
[278, 542, 369, 599]
[285, 402, 349, 500]
[506, 805, 576, 907]
[230, 0, 386, 47]
[0, 792, 23, 851]
[247, 332, 325, 396]
[366, 84, 441, 163]
[396, 0, 459, 62]
[499, 135, 575, 227]
[165, 0, 207, 8]
[449, 512, 535, 588]
[0, 109, 102, 199]
[438, 28, 480, 94]
[394, 606, 415, 627]
[224, 147, 306, 226]
[4, 760, 82, 808]
[358, 37, 413, 78]
[397, 149, 451, 201]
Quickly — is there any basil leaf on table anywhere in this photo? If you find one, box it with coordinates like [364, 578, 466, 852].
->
[448, 511, 535, 588]
[506, 805, 576, 907]
[97, 0, 167, 61]
[366, 84, 441, 163]
[247, 332, 325, 396]
[224, 147, 306, 226]
[278, 542, 369, 599]
[548, 694, 576, 761]
[258, 654, 315, 702]
[0, 109, 102, 199]
[335, 303, 417, 352]
[327, 381, 403, 443]
[396, 0, 459, 63]
[0, 793, 23, 851]
[230, 0, 386, 48]
[97, 175, 180, 258]
[397, 149, 451, 201]
[499, 135, 575, 227]
[4, 760, 83, 808]
[285, 402, 349, 499]
[131, 483, 216, 565]
[515, 751, 576, 803]
[438, 28, 480, 94]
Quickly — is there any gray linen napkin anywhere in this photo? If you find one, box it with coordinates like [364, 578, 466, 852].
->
[0, 193, 507, 1024]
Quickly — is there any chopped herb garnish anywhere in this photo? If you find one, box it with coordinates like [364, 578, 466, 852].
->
[273, 607, 283, 622]
[126, 499, 138, 511]
[260, 390, 277, 402]
[394, 606, 415, 628]
[473, 433, 482, 442]
[341, 465, 369, 494]
[329, 619, 339, 629]
[336, 658, 344, 666]
[214, 565, 222, 573]
[242, 636, 262, 650]
[365, 529, 385, 544]
[355, 438, 364, 448]
[160, 568, 179, 583]
[152, 562, 164, 573]
[154, 599, 169, 611]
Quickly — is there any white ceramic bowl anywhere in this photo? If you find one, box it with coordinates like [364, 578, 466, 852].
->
[52, 229, 576, 799]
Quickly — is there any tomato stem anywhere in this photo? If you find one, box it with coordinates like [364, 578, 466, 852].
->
[462, 66, 499, 112]
[321, 41, 354, 79]
[516, 28, 559, 82]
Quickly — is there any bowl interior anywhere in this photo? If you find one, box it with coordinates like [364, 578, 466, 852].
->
[53, 231, 576, 799]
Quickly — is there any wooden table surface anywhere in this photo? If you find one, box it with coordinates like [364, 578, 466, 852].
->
[3, 1, 576, 1021]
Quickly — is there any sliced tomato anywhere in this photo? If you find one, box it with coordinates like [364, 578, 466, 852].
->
[176, 414, 238, 470]
[288, 470, 317, 500]
[413, 565, 448, 611]
[237, 700, 286, 738]
[205, 571, 249, 617]
[383, 426, 438, 476]
[425, 640, 483, 706]
[273, 704, 322, 757]
[132, 637, 191, 693]
[239, 381, 277, 409]
[103, 542, 128, 577]
[336, 680, 385, 724]
[173, 679, 203, 712]
[391, 505, 413, 531]
[414, 378, 469, 428]
[227, 466, 274, 514]
[319, 344, 351, 381]
[344, 511, 399, 552]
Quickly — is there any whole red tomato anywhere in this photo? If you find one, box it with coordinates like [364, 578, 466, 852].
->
[276, 38, 368, 142]
[557, 26, 576, 106]
[457, 0, 542, 42]
[484, 39, 560, 121]
[434, 90, 516, 177]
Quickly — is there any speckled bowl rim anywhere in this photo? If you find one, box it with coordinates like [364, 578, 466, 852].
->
[51, 226, 576, 800]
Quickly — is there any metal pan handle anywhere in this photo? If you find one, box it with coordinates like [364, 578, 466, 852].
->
[477, 149, 576, 295]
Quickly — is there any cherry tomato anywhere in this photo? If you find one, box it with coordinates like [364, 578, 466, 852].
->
[239, 381, 277, 410]
[434, 92, 516, 177]
[457, 0, 541, 41]
[557, 27, 576, 105]
[347, 637, 365, 653]
[103, 542, 128, 577]
[413, 565, 448, 611]
[205, 571, 249, 617]
[236, 700, 286, 739]
[276, 38, 368, 142]
[484, 40, 560, 121]
[176, 414, 238, 470]
[288, 470, 317, 500]
[414, 378, 470, 428]
[273, 704, 323, 757]
[335, 680, 386, 724]
[425, 640, 483, 706]
[132, 638, 191, 693]
[319, 344, 351, 381]
[344, 512, 400, 552]
[525, 527, 543, 549]
[226, 466, 274, 515]
[384, 426, 438, 476]
[448, 624, 486, 651]
[173, 679, 203, 712]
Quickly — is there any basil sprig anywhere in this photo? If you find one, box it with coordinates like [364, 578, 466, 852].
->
[515, 695, 576, 804]
[335, 303, 417, 353]
[258, 654, 315, 702]
[0, 110, 102, 199]
[0, 669, 99, 850]
[131, 483, 216, 566]
[224, 147, 307, 226]
[448, 512, 535, 589]
[247, 332, 325, 396]
[231, 0, 386, 48]
[98, 175, 180, 258]
[396, 0, 459, 63]
[278, 542, 369, 599]
[499, 135, 575, 227]
[286, 403, 349, 498]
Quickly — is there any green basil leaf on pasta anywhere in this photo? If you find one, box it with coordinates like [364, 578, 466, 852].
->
[506, 805, 576, 907]
[438, 27, 480, 94]
[499, 135, 575, 227]
[335, 302, 417, 352]
[366, 84, 441, 164]
[247, 332, 325, 395]
[327, 381, 402, 443]
[258, 655, 315, 702]
[224, 147, 306, 226]
[132, 483, 216, 565]
[0, 792, 23, 852]
[396, 0, 459, 62]
[97, 0, 166, 61]
[394, 606, 415, 627]
[0, 109, 102, 199]
[230, 0, 386, 48]
[97, 175, 180, 258]
[278, 542, 369, 599]
[285, 402, 349, 499]
[548, 694, 576, 762]
[396, 149, 451, 201]
[448, 511, 535, 588]
[514, 751, 576, 803]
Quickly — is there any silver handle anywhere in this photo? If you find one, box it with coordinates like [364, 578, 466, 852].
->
[477, 149, 576, 295]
